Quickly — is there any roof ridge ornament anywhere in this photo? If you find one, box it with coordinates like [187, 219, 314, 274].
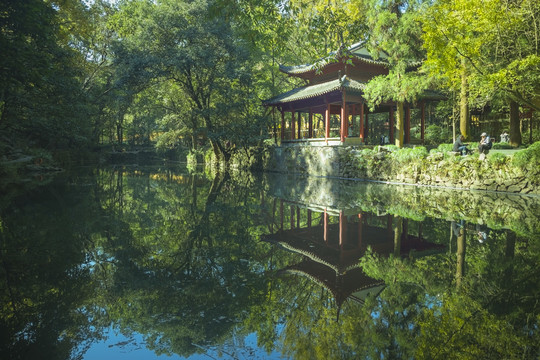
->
[339, 72, 347, 86]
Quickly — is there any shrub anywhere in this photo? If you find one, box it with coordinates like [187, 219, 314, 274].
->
[487, 152, 509, 168]
[492, 142, 513, 150]
[511, 141, 540, 172]
[438, 143, 453, 152]
[425, 124, 452, 145]
[389, 146, 428, 163]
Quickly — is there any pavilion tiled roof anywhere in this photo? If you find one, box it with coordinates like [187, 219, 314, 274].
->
[279, 42, 389, 75]
[263, 76, 365, 106]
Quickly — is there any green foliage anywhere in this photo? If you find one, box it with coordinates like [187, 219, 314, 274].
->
[287, 0, 367, 51]
[425, 125, 452, 145]
[186, 150, 201, 172]
[362, 0, 432, 122]
[422, 0, 540, 112]
[486, 152, 509, 168]
[440, 144, 454, 153]
[511, 141, 540, 174]
[0, 0, 97, 153]
[492, 142, 514, 150]
[389, 146, 428, 163]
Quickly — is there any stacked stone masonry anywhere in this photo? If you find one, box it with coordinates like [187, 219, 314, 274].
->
[242, 145, 540, 196]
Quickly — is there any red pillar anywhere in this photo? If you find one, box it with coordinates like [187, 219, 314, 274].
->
[341, 91, 347, 142]
[325, 104, 331, 142]
[297, 112, 301, 139]
[324, 209, 329, 243]
[350, 105, 355, 137]
[307, 209, 312, 228]
[359, 102, 364, 142]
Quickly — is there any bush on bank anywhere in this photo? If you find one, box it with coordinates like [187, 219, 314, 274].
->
[226, 141, 539, 194]
[344, 142, 539, 194]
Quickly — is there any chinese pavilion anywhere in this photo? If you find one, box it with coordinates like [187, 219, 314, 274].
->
[263, 42, 445, 145]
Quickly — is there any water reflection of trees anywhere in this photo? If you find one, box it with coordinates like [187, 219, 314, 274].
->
[0, 168, 539, 359]
[0, 170, 104, 360]
[260, 183, 540, 359]
[87, 167, 278, 357]
[0, 167, 274, 359]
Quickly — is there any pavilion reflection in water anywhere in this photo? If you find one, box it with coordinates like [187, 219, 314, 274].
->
[263, 200, 446, 307]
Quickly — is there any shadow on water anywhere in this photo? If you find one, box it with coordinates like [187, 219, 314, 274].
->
[0, 166, 538, 359]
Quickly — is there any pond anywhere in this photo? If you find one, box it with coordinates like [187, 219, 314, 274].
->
[1, 165, 539, 360]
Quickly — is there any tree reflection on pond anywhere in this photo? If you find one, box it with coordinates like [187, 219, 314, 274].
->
[0, 167, 538, 359]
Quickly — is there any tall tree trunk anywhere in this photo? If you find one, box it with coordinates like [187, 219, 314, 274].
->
[210, 139, 222, 164]
[191, 134, 197, 151]
[117, 121, 123, 147]
[393, 217, 403, 257]
[509, 100, 522, 147]
[395, 102, 404, 148]
[456, 226, 466, 289]
[460, 61, 470, 140]
[204, 112, 230, 165]
[209, 138, 231, 164]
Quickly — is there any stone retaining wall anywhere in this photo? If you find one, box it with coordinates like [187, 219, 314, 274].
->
[232, 144, 539, 196]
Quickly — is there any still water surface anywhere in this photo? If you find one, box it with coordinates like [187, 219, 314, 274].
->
[1, 165, 539, 359]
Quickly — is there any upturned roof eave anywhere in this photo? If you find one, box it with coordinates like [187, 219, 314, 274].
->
[263, 77, 365, 106]
[279, 56, 389, 76]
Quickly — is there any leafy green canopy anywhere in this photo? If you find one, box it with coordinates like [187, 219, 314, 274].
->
[0, 0, 97, 150]
[362, 0, 432, 108]
[108, 0, 273, 157]
[422, 0, 540, 112]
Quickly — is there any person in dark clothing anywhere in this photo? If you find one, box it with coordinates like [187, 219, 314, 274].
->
[453, 135, 470, 155]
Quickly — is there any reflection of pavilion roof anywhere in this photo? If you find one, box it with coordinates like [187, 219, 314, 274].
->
[280, 259, 384, 307]
[263, 223, 445, 274]
[264, 209, 446, 311]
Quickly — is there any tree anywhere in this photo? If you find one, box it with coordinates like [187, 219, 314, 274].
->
[109, 0, 256, 163]
[287, 0, 368, 56]
[423, 0, 540, 146]
[362, 0, 432, 148]
[0, 0, 93, 150]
